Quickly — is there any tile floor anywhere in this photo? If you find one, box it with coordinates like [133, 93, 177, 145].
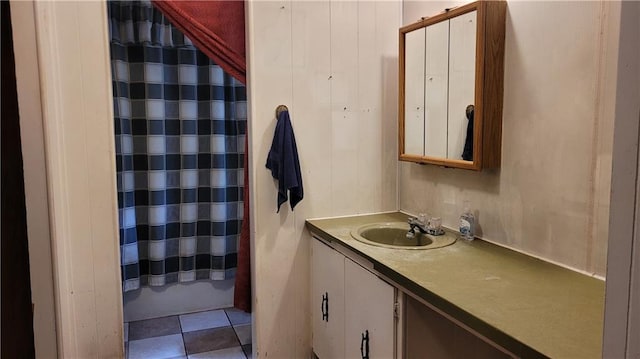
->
[125, 308, 252, 359]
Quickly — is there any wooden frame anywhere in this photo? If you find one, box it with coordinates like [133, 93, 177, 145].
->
[398, 0, 506, 171]
[23, 2, 124, 357]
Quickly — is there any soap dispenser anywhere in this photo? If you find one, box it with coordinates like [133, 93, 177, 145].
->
[459, 201, 475, 241]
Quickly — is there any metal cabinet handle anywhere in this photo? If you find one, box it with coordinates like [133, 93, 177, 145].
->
[324, 292, 329, 322]
[360, 330, 369, 359]
[321, 292, 329, 322]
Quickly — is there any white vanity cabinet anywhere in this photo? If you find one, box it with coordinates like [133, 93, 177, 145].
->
[312, 239, 346, 358]
[344, 259, 396, 359]
[308, 213, 606, 358]
[312, 239, 397, 359]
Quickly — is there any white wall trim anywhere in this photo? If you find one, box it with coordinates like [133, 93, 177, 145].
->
[603, 1, 640, 358]
[33, 2, 76, 355]
[31, 1, 124, 357]
[10, 1, 58, 357]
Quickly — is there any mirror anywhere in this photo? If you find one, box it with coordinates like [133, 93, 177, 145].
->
[399, 1, 506, 170]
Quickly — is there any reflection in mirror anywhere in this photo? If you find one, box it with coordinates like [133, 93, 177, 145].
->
[462, 104, 474, 161]
[402, 9, 478, 161]
[404, 28, 425, 156]
[399, 1, 505, 170]
[447, 10, 477, 160]
[424, 20, 449, 158]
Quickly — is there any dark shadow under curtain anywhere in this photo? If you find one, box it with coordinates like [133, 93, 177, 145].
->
[109, 1, 248, 297]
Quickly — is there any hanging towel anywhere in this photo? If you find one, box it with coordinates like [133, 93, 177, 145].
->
[462, 105, 474, 161]
[266, 110, 304, 212]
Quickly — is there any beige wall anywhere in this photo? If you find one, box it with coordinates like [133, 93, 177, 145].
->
[246, 1, 400, 357]
[400, 1, 617, 277]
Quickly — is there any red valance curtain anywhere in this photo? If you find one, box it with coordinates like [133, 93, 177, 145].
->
[151, 0, 251, 312]
[152, 1, 246, 84]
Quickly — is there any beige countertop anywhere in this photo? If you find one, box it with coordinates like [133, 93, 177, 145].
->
[306, 212, 605, 359]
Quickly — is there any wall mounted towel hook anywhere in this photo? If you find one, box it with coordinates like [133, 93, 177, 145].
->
[275, 105, 289, 119]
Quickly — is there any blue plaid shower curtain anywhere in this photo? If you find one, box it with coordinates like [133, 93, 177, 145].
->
[108, 1, 247, 292]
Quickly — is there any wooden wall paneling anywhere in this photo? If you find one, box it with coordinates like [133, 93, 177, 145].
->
[291, 1, 333, 220]
[290, 2, 332, 357]
[248, 1, 401, 356]
[330, 0, 360, 216]
[377, 1, 401, 212]
[357, 2, 383, 214]
[247, 2, 298, 358]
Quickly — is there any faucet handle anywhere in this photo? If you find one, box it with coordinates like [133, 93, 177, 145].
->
[418, 213, 427, 224]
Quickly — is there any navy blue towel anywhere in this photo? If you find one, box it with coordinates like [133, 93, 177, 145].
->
[266, 110, 304, 212]
[462, 105, 474, 161]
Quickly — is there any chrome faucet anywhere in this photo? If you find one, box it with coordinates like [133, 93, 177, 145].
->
[407, 215, 429, 238]
[407, 214, 445, 238]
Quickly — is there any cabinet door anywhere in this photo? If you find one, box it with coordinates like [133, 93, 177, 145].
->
[404, 27, 426, 156]
[447, 10, 477, 160]
[424, 19, 449, 159]
[344, 258, 396, 359]
[312, 239, 345, 358]
[404, 295, 511, 358]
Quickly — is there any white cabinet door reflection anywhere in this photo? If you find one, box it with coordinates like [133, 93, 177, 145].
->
[447, 11, 477, 160]
[403, 28, 426, 156]
[403, 10, 477, 161]
[424, 20, 449, 158]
